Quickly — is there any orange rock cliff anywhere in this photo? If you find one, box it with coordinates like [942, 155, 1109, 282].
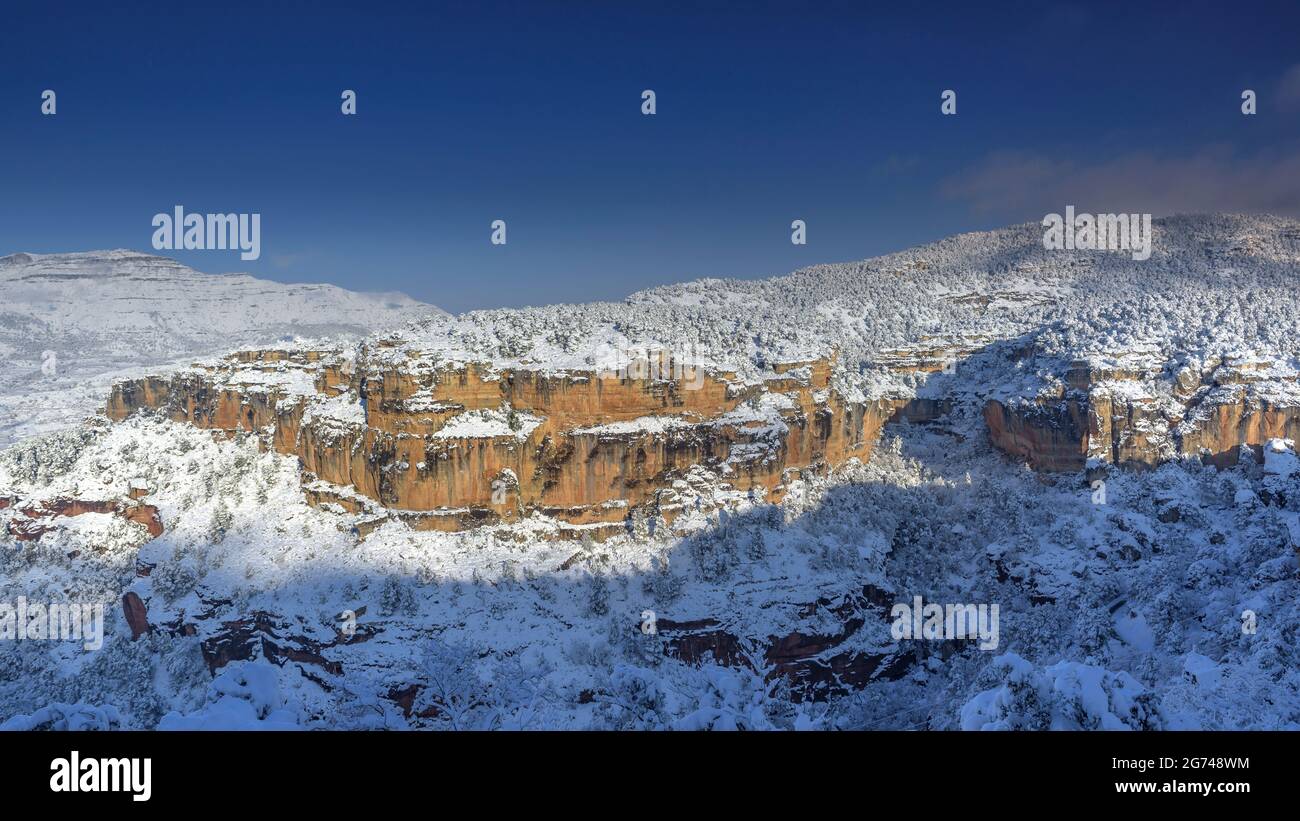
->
[104, 338, 1300, 533]
[106, 344, 897, 538]
[984, 353, 1300, 472]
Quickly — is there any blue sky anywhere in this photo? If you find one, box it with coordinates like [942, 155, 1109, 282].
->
[2, 0, 1298, 311]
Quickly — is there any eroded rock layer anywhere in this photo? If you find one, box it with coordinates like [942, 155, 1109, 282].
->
[985, 353, 1300, 471]
[107, 347, 889, 535]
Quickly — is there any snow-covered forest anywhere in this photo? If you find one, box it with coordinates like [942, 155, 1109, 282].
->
[2, 214, 1298, 730]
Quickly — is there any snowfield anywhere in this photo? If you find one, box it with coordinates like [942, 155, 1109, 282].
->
[1, 215, 1299, 730]
[0, 250, 440, 446]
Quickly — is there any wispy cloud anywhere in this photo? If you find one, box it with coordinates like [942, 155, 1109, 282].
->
[943, 62, 1300, 221]
[940, 143, 1300, 220]
[1278, 62, 1300, 111]
[270, 251, 312, 270]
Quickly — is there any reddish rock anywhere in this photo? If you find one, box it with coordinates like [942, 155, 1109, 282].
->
[121, 504, 164, 538]
[122, 592, 150, 639]
[195, 610, 367, 675]
[656, 617, 752, 669]
[386, 684, 441, 719]
[655, 586, 911, 701]
[5, 498, 164, 542]
[105, 349, 898, 538]
[984, 398, 1089, 472]
[987, 357, 1300, 473]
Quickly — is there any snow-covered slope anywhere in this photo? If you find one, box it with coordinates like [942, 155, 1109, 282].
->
[398, 213, 1300, 395]
[0, 250, 441, 445]
[2, 217, 1298, 731]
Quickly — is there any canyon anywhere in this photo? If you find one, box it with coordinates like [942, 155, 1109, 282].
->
[4, 216, 1300, 730]
[64, 215, 1300, 541]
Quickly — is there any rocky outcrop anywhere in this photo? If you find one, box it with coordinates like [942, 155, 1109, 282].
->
[145, 602, 381, 677]
[986, 354, 1300, 472]
[655, 585, 914, 701]
[121, 592, 151, 640]
[108, 347, 895, 537]
[102, 336, 1300, 508]
[984, 396, 1089, 472]
[197, 613, 345, 676]
[6, 497, 163, 542]
[1179, 388, 1300, 468]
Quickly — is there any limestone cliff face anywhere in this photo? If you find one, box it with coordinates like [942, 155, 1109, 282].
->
[107, 348, 889, 536]
[1178, 391, 1300, 467]
[105, 338, 1300, 511]
[983, 396, 1090, 471]
[985, 354, 1300, 471]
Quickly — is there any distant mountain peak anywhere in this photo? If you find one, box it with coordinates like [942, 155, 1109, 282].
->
[0, 248, 444, 445]
[0, 249, 199, 280]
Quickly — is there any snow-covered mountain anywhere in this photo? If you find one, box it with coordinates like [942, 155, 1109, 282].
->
[405, 212, 1300, 384]
[0, 250, 441, 445]
[2, 217, 1298, 731]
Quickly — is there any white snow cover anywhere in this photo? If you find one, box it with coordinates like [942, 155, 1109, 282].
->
[1, 389, 1296, 730]
[2, 215, 1300, 730]
[431, 408, 542, 440]
[960, 654, 1159, 730]
[0, 250, 440, 446]
[1264, 438, 1298, 479]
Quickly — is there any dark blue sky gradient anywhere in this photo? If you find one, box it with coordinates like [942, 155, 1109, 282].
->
[2, 0, 1298, 311]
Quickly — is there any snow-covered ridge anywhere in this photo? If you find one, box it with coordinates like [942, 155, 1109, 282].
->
[3, 218, 1300, 731]
[0, 250, 444, 446]
[374, 213, 1300, 404]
